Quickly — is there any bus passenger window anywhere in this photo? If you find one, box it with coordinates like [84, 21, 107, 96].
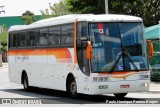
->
[38, 29, 48, 46]
[61, 24, 74, 45]
[29, 31, 37, 46]
[9, 34, 17, 48]
[17, 32, 27, 47]
[48, 27, 60, 46]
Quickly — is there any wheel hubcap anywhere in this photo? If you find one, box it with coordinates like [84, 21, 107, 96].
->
[70, 80, 77, 95]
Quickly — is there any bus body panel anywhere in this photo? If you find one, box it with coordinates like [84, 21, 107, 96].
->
[8, 57, 16, 82]
[90, 79, 150, 95]
[76, 71, 150, 95]
[8, 48, 82, 91]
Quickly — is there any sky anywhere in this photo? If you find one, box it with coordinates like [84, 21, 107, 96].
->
[0, 0, 60, 17]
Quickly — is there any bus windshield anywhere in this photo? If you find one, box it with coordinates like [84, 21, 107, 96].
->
[89, 22, 149, 72]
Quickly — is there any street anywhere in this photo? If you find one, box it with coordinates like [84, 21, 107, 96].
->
[0, 63, 160, 104]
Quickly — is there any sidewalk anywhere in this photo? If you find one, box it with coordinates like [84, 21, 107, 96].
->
[0, 63, 8, 69]
[150, 81, 160, 91]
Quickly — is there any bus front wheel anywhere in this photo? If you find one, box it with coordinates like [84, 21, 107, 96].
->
[114, 93, 127, 98]
[67, 77, 78, 98]
[23, 74, 31, 91]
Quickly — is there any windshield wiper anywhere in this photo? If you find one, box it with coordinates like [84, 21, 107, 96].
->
[109, 47, 139, 73]
[123, 47, 139, 71]
[124, 53, 139, 71]
[110, 52, 122, 73]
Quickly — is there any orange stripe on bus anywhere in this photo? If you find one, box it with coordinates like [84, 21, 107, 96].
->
[98, 70, 149, 75]
[8, 48, 72, 63]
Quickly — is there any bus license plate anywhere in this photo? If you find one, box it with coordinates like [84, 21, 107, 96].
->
[120, 84, 130, 88]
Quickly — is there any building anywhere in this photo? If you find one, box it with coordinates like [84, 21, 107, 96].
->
[0, 15, 42, 28]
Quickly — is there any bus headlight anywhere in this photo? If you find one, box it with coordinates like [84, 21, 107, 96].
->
[140, 75, 150, 79]
[141, 83, 149, 87]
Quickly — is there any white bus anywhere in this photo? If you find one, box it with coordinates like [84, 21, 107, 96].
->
[8, 14, 153, 98]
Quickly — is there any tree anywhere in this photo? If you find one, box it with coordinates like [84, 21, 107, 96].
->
[66, 0, 105, 14]
[41, 0, 71, 19]
[66, 0, 160, 27]
[109, 0, 160, 27]
[22, 11, 36, 25]
[0, 25, 8, 53]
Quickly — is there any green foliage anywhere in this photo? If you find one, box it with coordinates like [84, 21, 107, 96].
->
[22, 11, 36, 25]
[0, 25, 8, 52]
[66, 0, 105, 14]
[66, 0, 160, 27]
[41, 1, 71, 19]
[109, 0, 160, 27]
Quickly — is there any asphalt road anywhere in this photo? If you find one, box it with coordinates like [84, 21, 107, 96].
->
[0, 63, 160, 105]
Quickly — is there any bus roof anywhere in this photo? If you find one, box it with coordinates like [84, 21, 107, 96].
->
[9, 14, 142, 32]
[145, 24, 160, 40]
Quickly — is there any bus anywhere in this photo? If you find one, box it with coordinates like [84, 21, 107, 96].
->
[145, 24, 160, 80]
[8, 14, 153, 98]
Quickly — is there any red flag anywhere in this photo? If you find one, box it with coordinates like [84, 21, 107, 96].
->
[98, 23, 104, 34]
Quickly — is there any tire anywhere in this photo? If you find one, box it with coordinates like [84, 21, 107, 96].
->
[67, 77, 78, 98]
[114, 93, 127, 98]
[23, 73, 31, 92]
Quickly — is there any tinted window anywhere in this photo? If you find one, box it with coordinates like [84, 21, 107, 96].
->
[48, 26, 60, 46]
[90, 23, 121, 72]
[38, 29, 48, 46]
[17, 32, 27, 47]
[77, 22, 89, 76]
[61, 24, 74, 45]
[29, 30, 37, 46]
[82, 22, 88, 36]
[9, 34, 17, 48]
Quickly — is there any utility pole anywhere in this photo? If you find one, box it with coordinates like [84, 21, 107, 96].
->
[105, 0, 109, 14]
[0, 41, 2, 67]
[0, 5, 5, 67]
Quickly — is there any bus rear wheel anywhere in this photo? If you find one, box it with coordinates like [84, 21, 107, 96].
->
[114, 93, 127, 98]
[67, 77, 78, 98]
[23, 74, 31, 91]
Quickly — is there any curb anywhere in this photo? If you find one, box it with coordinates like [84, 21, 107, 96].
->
[149, 90, 160, 93]
[0, 63, 8, 69]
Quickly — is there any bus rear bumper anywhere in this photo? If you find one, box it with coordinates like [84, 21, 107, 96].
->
[89, 80, 150, 95]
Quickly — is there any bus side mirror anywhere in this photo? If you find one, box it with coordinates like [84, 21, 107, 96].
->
[147, 40, 154, 58]
[87, 41, 92, 59]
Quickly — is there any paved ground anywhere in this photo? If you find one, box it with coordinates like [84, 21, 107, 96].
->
[0, 63, 160, 106]
[1, 63, 159, 91]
